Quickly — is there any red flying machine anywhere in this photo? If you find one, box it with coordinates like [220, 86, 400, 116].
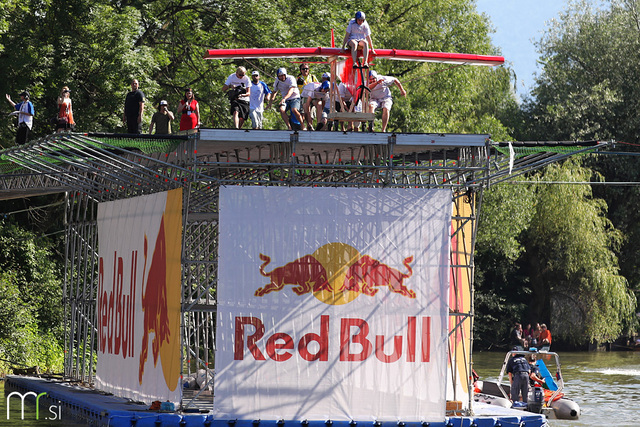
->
[204, 46, 504, 125]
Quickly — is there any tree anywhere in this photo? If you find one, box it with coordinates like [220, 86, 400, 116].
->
[521, 0, 640, 142]
[525, 159, 635, 345]
[519, 0, 640, 338]
[475, 158, 637, 348]
[0, 221, 64, 372]
[0, 0, 517, 141]
[475, 179, 537, 348]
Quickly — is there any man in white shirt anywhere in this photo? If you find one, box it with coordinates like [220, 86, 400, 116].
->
[249, 71, 271, 129]
[368, 70, 407, 132]
[341, 11, 376, 67]
[267, 68, 303, 130]
[222, 66, 252, 129]
[5, 91, 34, 145]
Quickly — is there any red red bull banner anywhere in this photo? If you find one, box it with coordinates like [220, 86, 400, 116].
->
[215, 187, 452, 421]
[96, 189, 182, 405]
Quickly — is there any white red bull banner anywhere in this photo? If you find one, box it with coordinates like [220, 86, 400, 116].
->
[95, 189, 182, 404]
[216, 187, 451, 421]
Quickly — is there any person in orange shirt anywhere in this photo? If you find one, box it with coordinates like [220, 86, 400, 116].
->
[539, 324, 552, 346]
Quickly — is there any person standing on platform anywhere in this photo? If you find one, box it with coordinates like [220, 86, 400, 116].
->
[123, 79, 145, 134]
[149, 100, 174, 134]
[367, 70, 406, 132]
[249, 71, 271, 130]
[177, 88, 200, 131]
[341, 11, 376, 68]
[267, 67, 303, 130]
[5, 91, 34, 145]
[56, 86, 75, 132]
[222, 66, 251, 129]
[312, 73, 331, 131]
[297, 63, 319, 130]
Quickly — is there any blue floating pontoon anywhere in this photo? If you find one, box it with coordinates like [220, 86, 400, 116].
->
[4, 376, 547, 427]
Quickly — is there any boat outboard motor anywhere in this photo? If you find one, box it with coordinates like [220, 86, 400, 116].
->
[527, 386, 544, 413]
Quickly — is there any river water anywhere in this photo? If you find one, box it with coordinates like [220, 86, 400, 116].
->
[473, 351, 640, 426]
[2, 351, 639, 426]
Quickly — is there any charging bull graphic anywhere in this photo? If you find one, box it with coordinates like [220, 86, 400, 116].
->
[255, 242, 415, 304]
[137, 189, 182, 392]
[139, 219, 170, 384]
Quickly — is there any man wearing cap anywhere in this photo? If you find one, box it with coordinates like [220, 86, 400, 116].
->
[249, 71, 271, 130]
[5, 91, 34, 145]
[367, 70, 406, 132]
[311, 72, 331, 131]
[506, 350, 531, 403]
[123, 79, 145, 134]
[341, 11, 376, 67]
[149, 100, 174, 135]
[267, 67, 303, 130]
[222, 66, 251, 129]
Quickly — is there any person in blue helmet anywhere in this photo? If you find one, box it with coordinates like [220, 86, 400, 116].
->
[341, 11, 376, 68]
[267, 67, 303, 130]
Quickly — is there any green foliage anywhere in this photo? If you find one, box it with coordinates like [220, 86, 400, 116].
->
[0, 0, 516, 141]
[521, 0, 640, 142]
[474, 180, 537, 348]
[526, 159, 635, 345]
[475, 159, 637, 348]
[0, 221, 63, 373]
[516, 0, 640, 344]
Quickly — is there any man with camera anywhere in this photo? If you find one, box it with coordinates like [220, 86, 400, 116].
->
[222, 66, 251, 129]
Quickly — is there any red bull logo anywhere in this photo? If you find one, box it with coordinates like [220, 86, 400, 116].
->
[255, 242, 415, 305]
[137, 189, 182, 391]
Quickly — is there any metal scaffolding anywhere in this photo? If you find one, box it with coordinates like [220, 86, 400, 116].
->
[0, 130, 609, 412]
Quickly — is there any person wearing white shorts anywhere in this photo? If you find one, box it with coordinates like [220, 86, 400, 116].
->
[368, 70, 406, 132]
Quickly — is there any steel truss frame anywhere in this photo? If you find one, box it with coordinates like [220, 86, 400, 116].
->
[0, 131, 609, 414]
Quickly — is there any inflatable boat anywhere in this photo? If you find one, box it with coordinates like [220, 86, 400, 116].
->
[473, 349, 580, 420]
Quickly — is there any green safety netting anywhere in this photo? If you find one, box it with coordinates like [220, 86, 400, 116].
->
[493, 141, 601, 157]
[0, 133, 188, 174]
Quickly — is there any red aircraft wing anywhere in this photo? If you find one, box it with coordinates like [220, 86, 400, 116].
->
[204, 47, 504, 67]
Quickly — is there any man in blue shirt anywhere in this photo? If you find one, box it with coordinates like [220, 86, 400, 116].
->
[6, 91, 34, 145]
[249, 71, 271, 129]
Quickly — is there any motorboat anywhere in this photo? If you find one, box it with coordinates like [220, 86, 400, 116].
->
[473, 349, 580, 420]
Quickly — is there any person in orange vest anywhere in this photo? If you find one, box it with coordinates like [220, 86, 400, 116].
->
[539, 323, 552, 346]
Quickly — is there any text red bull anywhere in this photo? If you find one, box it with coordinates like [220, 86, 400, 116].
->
[97, 250, 137, 359]
[234, 316, 430, 363]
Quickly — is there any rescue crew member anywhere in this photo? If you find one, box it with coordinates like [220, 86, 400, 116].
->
[506, 349, 531, 403]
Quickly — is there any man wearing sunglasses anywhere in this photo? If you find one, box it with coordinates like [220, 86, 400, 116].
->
[297, 63, 319, 130]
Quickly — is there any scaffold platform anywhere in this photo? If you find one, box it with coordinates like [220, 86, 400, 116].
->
[0, 130, 606, 425]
